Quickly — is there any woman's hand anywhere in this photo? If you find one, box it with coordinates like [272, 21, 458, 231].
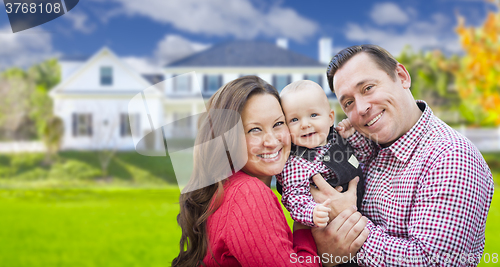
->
[310, 174, 358, 219]
[311, 206, 369, 266]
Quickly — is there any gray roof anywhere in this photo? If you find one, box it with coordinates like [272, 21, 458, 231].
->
[167, 41, 324, 67]
[142, 74, 164, 85]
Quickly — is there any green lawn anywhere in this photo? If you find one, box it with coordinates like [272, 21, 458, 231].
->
[0, 188, 183, 267]
[0, 186, 498, 266]
[0, 151, 499, 266]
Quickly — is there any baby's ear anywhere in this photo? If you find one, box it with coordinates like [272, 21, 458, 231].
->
[329, 109, 335, 126]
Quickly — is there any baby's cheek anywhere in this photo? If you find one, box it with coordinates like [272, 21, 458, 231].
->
[286, 127, 297, 142]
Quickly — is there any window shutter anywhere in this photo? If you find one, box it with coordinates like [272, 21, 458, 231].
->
[119, 114, 124, 137]
[72, 113, 77, 137]
[88, 114, 93, 136]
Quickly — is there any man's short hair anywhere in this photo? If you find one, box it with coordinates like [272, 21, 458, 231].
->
[326, 44, 398, 93]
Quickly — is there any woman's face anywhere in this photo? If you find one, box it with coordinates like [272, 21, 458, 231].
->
[241, 93, 291, 183]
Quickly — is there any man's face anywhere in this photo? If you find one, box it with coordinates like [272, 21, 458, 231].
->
[333, 53, 413, 146]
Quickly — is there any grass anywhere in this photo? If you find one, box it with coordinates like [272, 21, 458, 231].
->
[482, 188, 500, 266]
[0, 151, 499, 266]
[0, 151, 177, 188]
[0, 187, 498, 266]
[0, 187, 183, 267]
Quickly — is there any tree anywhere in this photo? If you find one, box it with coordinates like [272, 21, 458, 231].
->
[41, 116, 64, 164]
[455, 0, 500, 126]
[27, 59, 61, 140]
[0, 68, 36, 140]
[91, 105, 124, 180]
[0, 59, 60, 141]
[397, 46, 462, 119]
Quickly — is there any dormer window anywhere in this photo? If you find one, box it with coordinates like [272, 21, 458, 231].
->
[100, 67, 113, 86]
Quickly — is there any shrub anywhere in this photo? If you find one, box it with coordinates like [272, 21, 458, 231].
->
[49, 160, 101, 181]
[11, 167, 48, 181]
[10, 153, 45, 172]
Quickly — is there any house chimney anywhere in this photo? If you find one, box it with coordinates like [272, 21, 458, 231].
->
[276, 38, 288, 49]
[318, 38, 332, 64]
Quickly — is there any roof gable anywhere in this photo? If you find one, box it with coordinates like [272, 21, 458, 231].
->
[166, 41, 324, 67]
[50, 47, 159, 96]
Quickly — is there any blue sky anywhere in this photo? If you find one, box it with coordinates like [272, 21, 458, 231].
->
[0, 0, 497, 72]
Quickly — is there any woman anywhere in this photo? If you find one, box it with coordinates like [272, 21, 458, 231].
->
[172, 76, 368, 267]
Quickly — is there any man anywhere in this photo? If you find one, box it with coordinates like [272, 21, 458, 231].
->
[312, 44, 494, 266]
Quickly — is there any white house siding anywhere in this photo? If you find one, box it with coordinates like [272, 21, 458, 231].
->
[51, 48, 163, 151]
[52, 97, 163, 151]
[60, 61, 84, 81]
[163, 98, 206, 139]
[62, 59, 144, 91]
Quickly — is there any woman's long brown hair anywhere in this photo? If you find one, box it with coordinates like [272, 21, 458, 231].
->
[172, 76, 280, 267]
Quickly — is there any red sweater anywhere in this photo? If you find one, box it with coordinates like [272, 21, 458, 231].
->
[202, 171, 320, 266]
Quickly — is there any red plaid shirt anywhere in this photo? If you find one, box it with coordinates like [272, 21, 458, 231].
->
[349, 101, 494, 266]
[276, 140, 338, 227]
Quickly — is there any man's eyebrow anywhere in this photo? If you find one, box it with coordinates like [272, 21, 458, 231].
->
[338, 78, 376, 104]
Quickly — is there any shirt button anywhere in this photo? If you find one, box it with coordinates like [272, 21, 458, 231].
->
[362, 200, 367, 205]
[323, 155, 330, 162]
[377, 167, 381, 172]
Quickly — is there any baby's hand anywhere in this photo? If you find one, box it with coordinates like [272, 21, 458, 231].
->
[336, 118, 355, 139]
[313, 199, 332, 228]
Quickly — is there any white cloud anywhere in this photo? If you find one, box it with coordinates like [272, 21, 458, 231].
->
[154, 34, 211, 65]
[370, 2, 409, 25]
[64, 11, 96, 34]
[96, 0, 318, 42]
[345, 10, 461, 56]
[0, 26, 58, 70]
[121, 35, 211, 73]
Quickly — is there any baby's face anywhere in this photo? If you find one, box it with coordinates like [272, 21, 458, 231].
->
[281, 88, 335, 149]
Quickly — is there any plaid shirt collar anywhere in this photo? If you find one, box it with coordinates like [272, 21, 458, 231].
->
[377, 100, 431, 163]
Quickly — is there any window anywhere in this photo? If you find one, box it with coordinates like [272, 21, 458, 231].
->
[120, 113, 140, 137]
[72, 113, 92, 137]
[204, 75, 222, 93]
[173, 74, 191, 93]
[273, 75, 291, 92]
[304, 74, 322, 86]
[100, 67, 113, 86]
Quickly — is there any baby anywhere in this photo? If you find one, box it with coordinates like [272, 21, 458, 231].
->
[276, 80, 364, 228]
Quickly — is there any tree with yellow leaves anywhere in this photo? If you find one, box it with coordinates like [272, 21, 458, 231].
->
[455, 0, 500, 126]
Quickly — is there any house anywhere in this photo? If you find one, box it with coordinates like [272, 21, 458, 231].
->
[49, 47, 164, 152]
[50, 38, 336, 151]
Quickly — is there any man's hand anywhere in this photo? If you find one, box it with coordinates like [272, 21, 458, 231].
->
[313, 199, 332, 227]
[335, 118, 356, 139]
[310, 174, 358, 219]
[311, 206, 369, 266]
